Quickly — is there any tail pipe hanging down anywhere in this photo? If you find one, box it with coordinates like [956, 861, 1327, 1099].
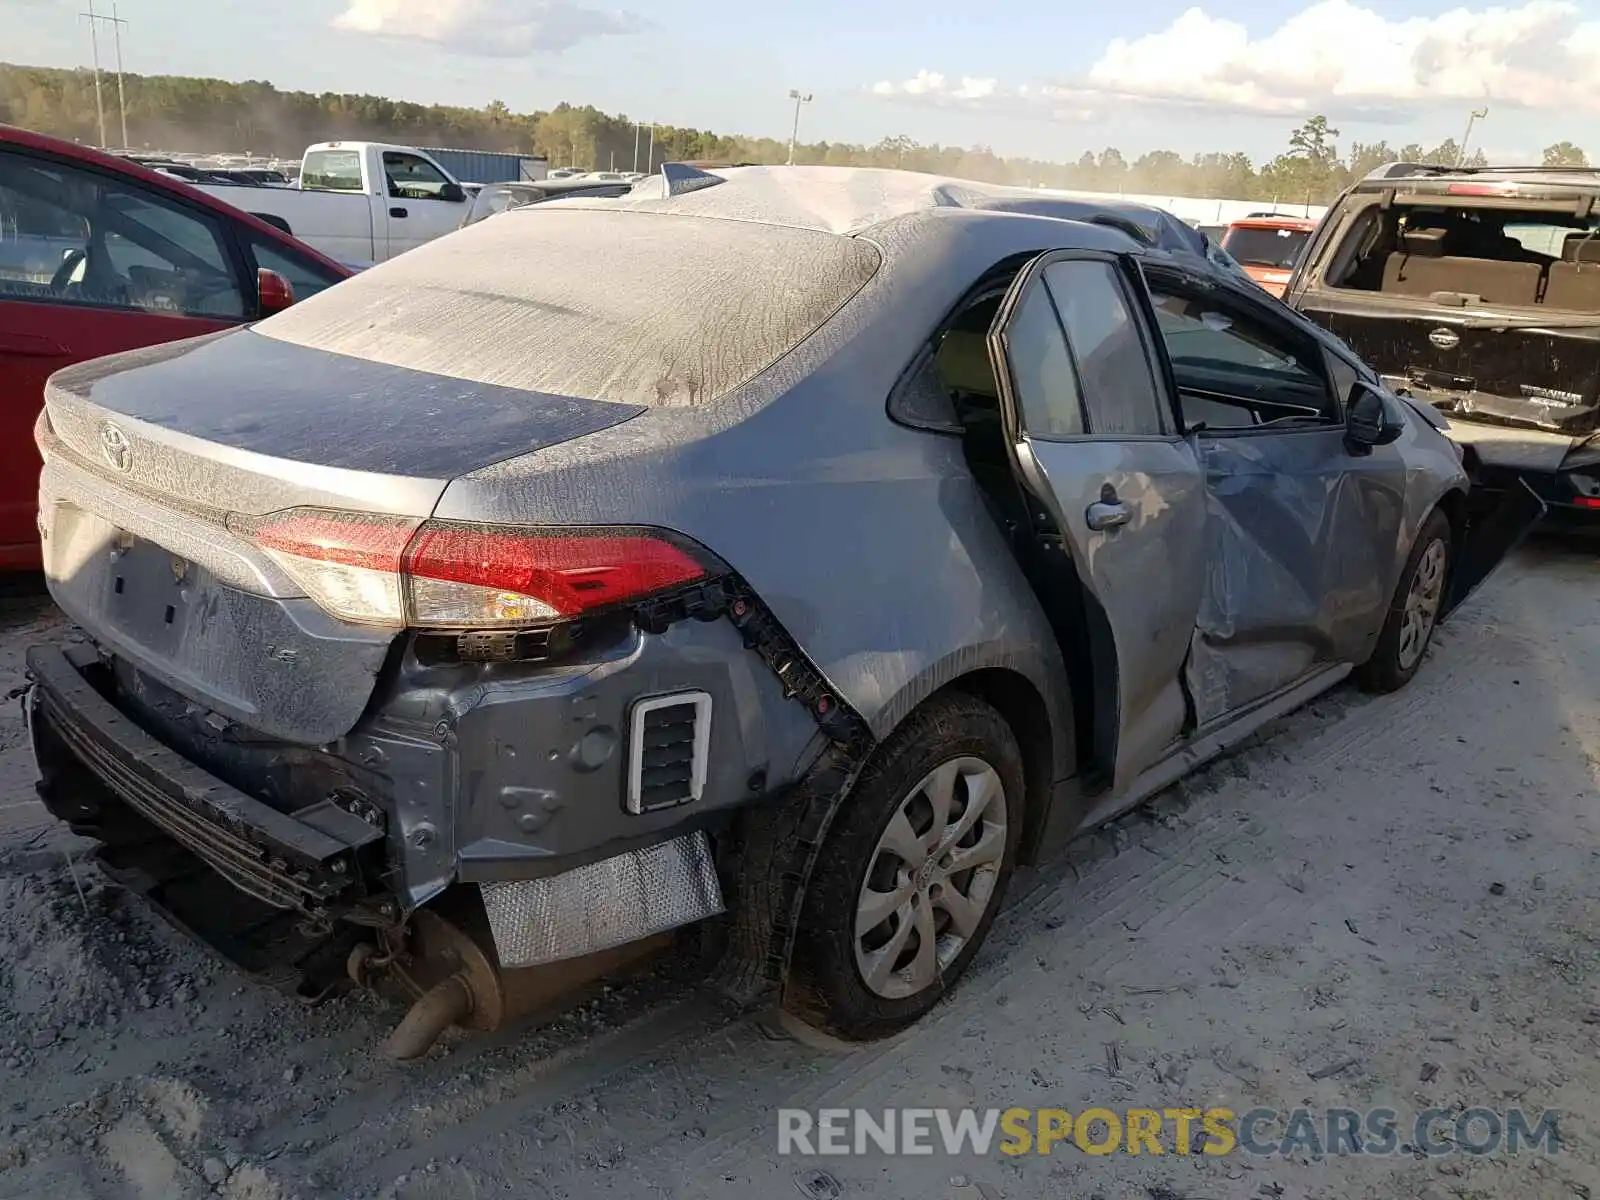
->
[355, 908, 675, 1061]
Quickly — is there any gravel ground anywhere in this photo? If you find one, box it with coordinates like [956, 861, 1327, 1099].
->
[1, 543, 1597, 1200]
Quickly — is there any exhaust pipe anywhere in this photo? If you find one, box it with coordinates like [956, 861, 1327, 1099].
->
[362, 908, 672, 1060]
[383, 973, 474, 1061]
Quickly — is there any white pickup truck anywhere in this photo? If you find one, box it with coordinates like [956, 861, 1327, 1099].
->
[193, 142, 472, 264]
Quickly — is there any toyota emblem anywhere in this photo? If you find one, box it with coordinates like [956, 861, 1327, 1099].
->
[1428, 327, 1461, 351]
[99, 422, 131, 472]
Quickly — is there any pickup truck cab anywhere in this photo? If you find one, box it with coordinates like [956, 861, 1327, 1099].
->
[194, 142, 471, 264]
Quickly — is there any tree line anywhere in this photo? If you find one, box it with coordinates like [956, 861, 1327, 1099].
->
[1, 63, 1591, 203]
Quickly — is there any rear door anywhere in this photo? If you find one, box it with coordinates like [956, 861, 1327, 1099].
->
[987, 250, 1207, 791]
[0, 145, 248, 566]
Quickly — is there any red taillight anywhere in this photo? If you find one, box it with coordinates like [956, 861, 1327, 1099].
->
[405, 526, 707, 618]
[1574, 496, 1600, 510]
[1446, 182, 1519, 197]
[240, 508, 711, 628]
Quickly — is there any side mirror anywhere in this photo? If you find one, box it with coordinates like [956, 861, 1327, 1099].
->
[1345, 381, 1405, 455]
[438, 182, 467, 203]
[256, 268, 296, 316]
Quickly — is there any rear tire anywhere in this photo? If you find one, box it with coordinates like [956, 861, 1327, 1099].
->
[1356, 509, 1452, 693]
[787, 692, 1024, 1041]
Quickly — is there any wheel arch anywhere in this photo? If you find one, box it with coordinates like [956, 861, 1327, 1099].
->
[937, 667, 1063, 867]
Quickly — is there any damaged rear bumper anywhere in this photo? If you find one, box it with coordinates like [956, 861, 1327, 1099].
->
[26, 642, 382, 916]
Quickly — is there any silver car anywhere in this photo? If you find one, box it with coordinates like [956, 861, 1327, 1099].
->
[26, 166, 1535, 1054]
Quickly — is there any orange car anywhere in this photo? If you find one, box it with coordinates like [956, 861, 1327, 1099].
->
[1219, 216, 1317, 298]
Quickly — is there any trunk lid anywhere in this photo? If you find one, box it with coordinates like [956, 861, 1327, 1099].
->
[39, 328, 644, 744]
[1302, 297, 1600, 436]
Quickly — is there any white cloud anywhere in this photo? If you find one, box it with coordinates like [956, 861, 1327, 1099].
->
[333, 0, 649, 56]
[870, 72, 1101, 121]
[870, 0, 1600, 119]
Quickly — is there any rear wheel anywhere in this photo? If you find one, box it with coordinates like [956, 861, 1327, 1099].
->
[788, 692, 1024, 1040]
[1357, 509, 1452, 693]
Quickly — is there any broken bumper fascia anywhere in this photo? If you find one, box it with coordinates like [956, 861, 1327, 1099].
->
[26, 642, 380, 916]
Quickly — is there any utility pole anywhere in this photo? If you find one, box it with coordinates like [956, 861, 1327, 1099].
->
[80, 0, 107, 147]
[633, 122, 641, 173]
[80, 0, 130, 147]
[109, 1, 129, 148]
[647, 124, 655, 173]
[1458, 106, 1488, 166]
[787, 89, 812, 166]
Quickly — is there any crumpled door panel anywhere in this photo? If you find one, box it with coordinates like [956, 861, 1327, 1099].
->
[1185, 430, 1406, 728]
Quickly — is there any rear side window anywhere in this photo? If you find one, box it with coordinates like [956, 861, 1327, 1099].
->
[255, 208, 881, 407]
[1004, 283, 1085, 438]
[1042, 260, 1169, 435]
[300, 150, 364, 192]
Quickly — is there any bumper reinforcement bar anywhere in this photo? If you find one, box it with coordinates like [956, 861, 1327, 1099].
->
[26, 644, 375, 914]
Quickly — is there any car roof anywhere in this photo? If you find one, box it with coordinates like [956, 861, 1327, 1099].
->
[1358, 162, 1600, 191]
[554, 164, 1177, 237]
[0, 123, 350, 275]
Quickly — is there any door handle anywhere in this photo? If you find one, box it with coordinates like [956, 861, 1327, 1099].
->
[389, 206, 408, 218]
[1085, 500, 1131, 532]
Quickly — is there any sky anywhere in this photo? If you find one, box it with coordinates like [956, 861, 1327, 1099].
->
[5, 0, 1596, 163]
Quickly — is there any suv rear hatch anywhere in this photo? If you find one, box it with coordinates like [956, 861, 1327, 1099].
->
[39, 329, 645, 745]
[1288, 177, 1600, 444]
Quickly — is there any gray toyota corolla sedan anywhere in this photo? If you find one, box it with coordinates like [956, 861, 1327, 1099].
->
[26, 165, 1536, 1053]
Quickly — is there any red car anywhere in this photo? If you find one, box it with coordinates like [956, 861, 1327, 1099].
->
[0, 126, 352, 569]
[1219, 215, 1318, 299]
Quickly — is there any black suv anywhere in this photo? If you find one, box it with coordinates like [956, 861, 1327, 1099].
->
[1286, 162, 1600, 530]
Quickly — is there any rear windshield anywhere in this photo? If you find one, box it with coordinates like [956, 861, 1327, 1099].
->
[300, 149, 364, 192]
[1325, 202, 1600, 312]
[1222, 226, 1309, 270]
[255, 208, 881, 406]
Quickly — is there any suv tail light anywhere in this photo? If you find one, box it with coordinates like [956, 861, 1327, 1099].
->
[236, 508, 714, 628]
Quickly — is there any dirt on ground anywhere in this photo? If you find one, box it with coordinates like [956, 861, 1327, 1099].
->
[1, 544, 1598, 1200]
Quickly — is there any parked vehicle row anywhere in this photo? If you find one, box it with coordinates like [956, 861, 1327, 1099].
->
[190, 141, 477, 263]
[23, 162, 1538, 1054]
[0, 125, 352, 568]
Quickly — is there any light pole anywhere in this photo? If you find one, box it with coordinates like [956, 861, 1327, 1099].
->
[647, 124, 655, 173]
[1458, 106, 1488, 166]
[633, 122, 641, 173]
[787, 89, 812, 166]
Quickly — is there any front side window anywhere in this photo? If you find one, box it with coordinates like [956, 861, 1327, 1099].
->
[0, 149, 244, 318]
[383, 152, 450, 200]
[1148, 284, 1335, 425]
[300, 149, 365, 192]
[1042, 259, 1169, 435]
[248, 236, 346, 303]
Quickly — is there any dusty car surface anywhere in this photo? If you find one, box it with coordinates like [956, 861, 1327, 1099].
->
[1220, 214, 1317, 297]
[26, 164, 1537, 1053]
[457, 179, 634, 229]
[1286, 161, 1600, 531]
